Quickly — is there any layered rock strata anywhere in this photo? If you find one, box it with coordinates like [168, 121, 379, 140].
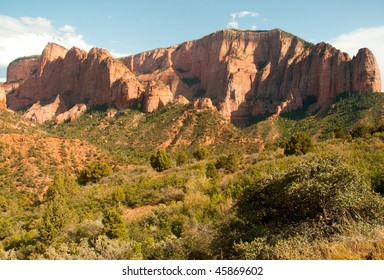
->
[1, 29, 381, 124]
[122, 29, 381, 124]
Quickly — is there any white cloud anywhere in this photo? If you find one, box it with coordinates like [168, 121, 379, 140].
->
[227, 20, 239, 29]
[329, 26, 384, 91]
[59, 24, 77, 33]
[110, 50, 130, 58]
[238, 11, 259, 18]
[227, 11, 259, 29]
[0, 15, 93, 80]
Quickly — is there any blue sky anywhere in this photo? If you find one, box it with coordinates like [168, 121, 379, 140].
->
[1, 0, 383, 87]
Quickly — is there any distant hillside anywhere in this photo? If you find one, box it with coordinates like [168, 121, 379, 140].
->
[0, 110, 109, 198]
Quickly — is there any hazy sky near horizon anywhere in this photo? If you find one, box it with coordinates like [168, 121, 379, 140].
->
[0, 0, 383, 87]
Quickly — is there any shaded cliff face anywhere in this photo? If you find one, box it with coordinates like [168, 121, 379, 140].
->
[121, 29, 381, 124]
[2, 29, 381, 125]
[6, 43, 142, 121]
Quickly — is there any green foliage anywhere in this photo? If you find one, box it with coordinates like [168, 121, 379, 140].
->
[236, 155, 384, 238]
[176, 151, 189, 166]
[3, 92, 384, 260]
[333, 127, 347, 139]
[215, 154, 241, 173]
[112, 187, 126, 206]
[193, 146, 210, 161]
[77, 162, 113, 185]
[350, 125, 373, 138]
[371, 164, 384, 196]
[150, 150, 173, 172]
[102, 209, 129, 240]
[206, 163, 220, 182]
[284, 132, 314, 156]
[39, 193, 72, 244]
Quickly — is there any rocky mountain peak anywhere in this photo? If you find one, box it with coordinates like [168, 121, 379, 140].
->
[1, 29, 381, 125]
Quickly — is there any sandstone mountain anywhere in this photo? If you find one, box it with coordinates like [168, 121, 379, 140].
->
[1, 29, 381, 124]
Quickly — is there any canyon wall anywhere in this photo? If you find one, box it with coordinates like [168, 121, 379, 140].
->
[1, 29, 381, 124]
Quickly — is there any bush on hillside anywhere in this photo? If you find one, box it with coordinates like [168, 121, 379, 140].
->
[215, 154, 241, 173]
[236, 155, 384, 237]
[206, 163, 220, 182]
[350, 125, 373, 138]
[77, 162, 113, 185]
[284, 132, 314, 156]
[150, 150, 173, 172]
[176, 151, 189, 166]
[193, 146, 210, 161]
[102, 208, 129, 240]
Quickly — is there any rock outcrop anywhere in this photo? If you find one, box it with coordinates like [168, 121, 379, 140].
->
[55, 103, 87, 124]
[7, 55, 40, 83]
[143, 81, 174, 112]
[5, 43, 143, 122]
[24, 95, 67, 123]
[0, 86, 6, 110]
[2, 29, 381, 125]
[121, 29, 381, 125]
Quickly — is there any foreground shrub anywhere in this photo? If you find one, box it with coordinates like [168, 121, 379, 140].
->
[236, 155, 384, 237]
[77, 162, 113, 185]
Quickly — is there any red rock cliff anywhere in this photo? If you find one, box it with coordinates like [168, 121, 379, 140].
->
[121, 29, 381, 124]
[7, 55, 40, 83]
[6, 43, 143, 117]
[3, 29, 382, 124]
[0, 86, 6, 110]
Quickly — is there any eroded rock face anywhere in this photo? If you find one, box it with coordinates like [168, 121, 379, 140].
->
[4, 29, 382, 125]
[7, 55, 40, 83]
[0, 87, 6, 110]
[143, 81, 174, 112]
[55, 104, 87, 124]
[122, 29, 381, 125]
[24, 95, 67, 124]
[6, 43, 143, 122]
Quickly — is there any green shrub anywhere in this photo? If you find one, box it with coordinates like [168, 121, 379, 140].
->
[284, 132, 314, 156]
[206, 163, 220, 182]
[77, 162, 113, 185]
[333, 127, 347, 139]
[112, 187, 126, 206]
[150, 150, 173, 172]
[350, 125, 373, 138]
[193, 146, 209, 161]
[371, 164, 384, 196]
[102, 208, 129, 240]
[236, 155, 384, 236]
[215, 154, 241, 173]
[176, 152, 189, 166]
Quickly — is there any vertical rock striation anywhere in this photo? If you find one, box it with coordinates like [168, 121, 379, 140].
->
[2, 29, 381, 124]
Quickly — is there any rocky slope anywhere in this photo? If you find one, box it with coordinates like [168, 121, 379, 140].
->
[1, 29, 381, 125]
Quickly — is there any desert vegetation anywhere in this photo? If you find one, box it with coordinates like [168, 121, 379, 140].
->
[1, 92, 384, 260]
